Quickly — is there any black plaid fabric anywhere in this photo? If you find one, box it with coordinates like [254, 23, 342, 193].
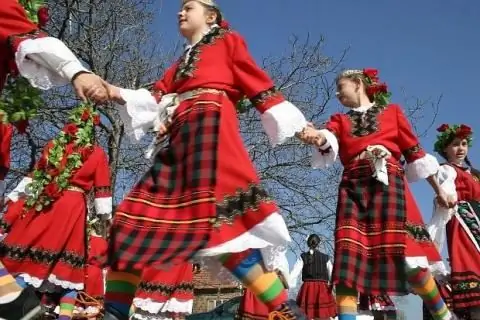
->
[332, 159, 409, 295]
[109, 97, 222, 271]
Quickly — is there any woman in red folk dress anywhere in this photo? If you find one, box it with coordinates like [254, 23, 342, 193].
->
[298, 68, 455, 320]
[103, 1, 308, 319]
[130, 263, 194, 320]
[427, 124, 480, 319]
[0, 106, 112, 320]
[288, 234, 336, 320]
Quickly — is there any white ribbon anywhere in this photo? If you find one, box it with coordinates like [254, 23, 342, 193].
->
[145, 93, 180, 159]
[366, 145, 392, 186]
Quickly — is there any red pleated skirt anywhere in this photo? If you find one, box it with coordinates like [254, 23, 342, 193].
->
[296, 280, 336, 319]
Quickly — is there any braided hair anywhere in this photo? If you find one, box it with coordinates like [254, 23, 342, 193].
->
[465, 156, 480, 181]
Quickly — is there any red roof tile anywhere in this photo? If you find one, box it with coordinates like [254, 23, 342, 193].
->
[193, 269, 240, 289]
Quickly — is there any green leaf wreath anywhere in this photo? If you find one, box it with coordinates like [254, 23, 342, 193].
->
[0, 0, 49, 130]
[23, 104, 100, 214]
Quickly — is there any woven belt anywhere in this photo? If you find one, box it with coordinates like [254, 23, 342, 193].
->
[177, 88, 226, 102]
[66, 186, 85, 193]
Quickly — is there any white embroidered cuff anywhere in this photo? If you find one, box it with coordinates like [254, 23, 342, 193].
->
[117, 88, 159, 142]
[94, 197, 112, 219]
[311, 129, 339, 169]
[16, 37, 89, 90]
[405, 153, 440, 182]
[260, 101, 307, 146]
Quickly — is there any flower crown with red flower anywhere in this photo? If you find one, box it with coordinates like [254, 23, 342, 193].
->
[338, 68, 392, 106]
[23, 104, 101, 214]
[434, 124, 473, 154]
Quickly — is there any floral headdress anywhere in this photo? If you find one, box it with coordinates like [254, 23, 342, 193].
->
[23, 104, 100, 214]
[19, 0, 49, 28]
[434, 124, 473, 154]
[338, 68, 392, 107]
[0, 0, 49, 132]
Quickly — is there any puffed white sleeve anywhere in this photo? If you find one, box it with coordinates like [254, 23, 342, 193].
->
[16, 37, 90, 90]
[427, 165, 457, 251]
[288, 257, 304, 289]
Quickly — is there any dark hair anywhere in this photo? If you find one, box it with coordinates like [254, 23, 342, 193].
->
[307, 234, 321, 249]
[437, 135, 457, 161]
[465, 156, 480, 180]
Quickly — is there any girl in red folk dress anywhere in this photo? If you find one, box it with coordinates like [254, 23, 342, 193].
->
[427, 124, 480, 319]
[298, 68, 454, 320]
[0, 106, 112, 320]
[288, 234, 336, 320]
[130, 263, 194, 320]
[103, 1, 308, 319]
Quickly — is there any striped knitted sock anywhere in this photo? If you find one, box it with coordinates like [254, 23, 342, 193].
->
[406, 267, 450, 320]
[14, 275, 28, 289]
[335, 284, 358, 320]
[58, 290, 78, 320]
[218, 249, 287, 310]
[104, 270, 141, 317]
[0, 262, 22, 303]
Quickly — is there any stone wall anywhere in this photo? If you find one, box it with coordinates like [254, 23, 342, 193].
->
[193, 290, 241, 313]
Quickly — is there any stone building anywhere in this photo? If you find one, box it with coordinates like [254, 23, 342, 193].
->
[192, 268, 242, 313]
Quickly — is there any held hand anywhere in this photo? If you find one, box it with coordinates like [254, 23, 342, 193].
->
[105, 83, 125, 105]
[296, 126, 325, 147]
[446, 194, 457, 208]
[436, 190, 454, 209]
[72, 72, 109, 103]
[156, 121, 171, 139]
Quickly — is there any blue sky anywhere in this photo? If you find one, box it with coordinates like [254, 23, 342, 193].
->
[151, 1, 479, 318]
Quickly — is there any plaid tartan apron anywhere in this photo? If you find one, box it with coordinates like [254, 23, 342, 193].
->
[332, 159, 409, 295]
[109, 92, 224, 270]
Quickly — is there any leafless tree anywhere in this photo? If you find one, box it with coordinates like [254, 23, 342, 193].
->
[8, 0, 176, 198]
